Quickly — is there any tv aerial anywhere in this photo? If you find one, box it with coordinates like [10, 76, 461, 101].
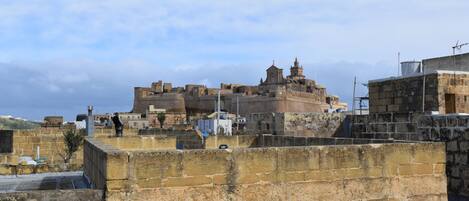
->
[452, 40, 469, 55]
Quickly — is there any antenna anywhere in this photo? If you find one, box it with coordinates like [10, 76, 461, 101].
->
[452, 40, 469, 55]
[397, 52, 401, 76]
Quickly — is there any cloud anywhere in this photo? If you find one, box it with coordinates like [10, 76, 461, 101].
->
[1, 1, 469, 120]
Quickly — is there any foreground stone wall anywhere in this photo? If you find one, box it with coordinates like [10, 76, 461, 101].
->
[247, 112, 345, 137]
[0, 128, 138, 175]
[352, 113, 469, 198]
[84, 137, 447, 201]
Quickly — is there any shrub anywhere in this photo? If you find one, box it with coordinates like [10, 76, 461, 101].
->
[61, 129, 84, 164]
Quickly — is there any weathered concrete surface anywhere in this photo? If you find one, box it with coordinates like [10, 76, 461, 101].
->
[0, 171, 101, 201]
[84, 137, 447, 201]
[0, 190, 102, 201]
[0, 171, 88, 192]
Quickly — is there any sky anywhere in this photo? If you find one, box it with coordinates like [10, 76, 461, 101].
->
[1, 0, 469, 121]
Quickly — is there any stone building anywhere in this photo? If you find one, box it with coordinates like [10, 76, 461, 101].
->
[369, 53, 469, 115]
[132, 58, 347, 117]
[42, 116, 63, 127]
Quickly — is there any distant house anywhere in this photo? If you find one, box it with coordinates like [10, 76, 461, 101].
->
[197, 112, 232, 136]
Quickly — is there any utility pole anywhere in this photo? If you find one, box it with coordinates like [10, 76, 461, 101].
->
[351, 77, 357, 138]
[236, 95, 239, 132]
[217, 90, 221, 135]
[86, 105, 94, 137]
[397, 52, 401, 76]
[422, 62, 426, 113]
[352, 76, 357, 115]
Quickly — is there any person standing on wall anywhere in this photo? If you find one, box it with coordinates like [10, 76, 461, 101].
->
[111, 113, 123, 137]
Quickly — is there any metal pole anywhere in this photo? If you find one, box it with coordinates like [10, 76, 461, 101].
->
[422, 63, 426, 113]
[398, 52, 401, 76]
[86, 105, 94, 137]
[236, 95, 239, 132]
[217, 90, 221, 135]
[352, 76, 356, 115]
[351, 77, 357, 137]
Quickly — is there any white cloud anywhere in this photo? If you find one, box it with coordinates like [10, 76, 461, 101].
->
[1, 1, 469, 120]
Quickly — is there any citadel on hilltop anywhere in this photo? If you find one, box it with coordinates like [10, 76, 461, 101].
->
[132, 58, 347, 116]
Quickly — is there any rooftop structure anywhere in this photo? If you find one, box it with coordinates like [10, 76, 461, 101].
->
[368, 53, 469, 114]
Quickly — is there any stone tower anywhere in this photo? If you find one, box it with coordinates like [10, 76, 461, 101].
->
[264, 63, 284, 84]
[289, 57, 305, 80]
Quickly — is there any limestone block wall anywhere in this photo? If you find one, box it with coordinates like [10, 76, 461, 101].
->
[247, 112, 345, 137]
[0, 128, 138, 175]
[84, 137, 447, 201]
[368, 74, 439, 114]
[204, 135, 258, 149]
[351, 113, 469, 198]
[369, 72, 469, 114]
[446, 129, 469, 197]
[96, 136, 177, 151]
[0, 128, 83, 165]
[423, 52, 469, 72]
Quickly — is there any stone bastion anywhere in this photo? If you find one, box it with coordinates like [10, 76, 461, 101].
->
[84, 135, 447, 201]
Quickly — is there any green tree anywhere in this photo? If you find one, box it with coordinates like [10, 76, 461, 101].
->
[61, 129, 84, 164]
[157, 112, 166, 129]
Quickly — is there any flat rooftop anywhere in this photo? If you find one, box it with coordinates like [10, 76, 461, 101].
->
[0, 171, 89, 192]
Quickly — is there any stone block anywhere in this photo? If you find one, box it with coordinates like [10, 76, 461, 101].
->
[282, 171, 306, 182]
[234, 148, 277, 174]
[278, 147, 319, 172]
[182, 150, 229, 176]
[398, 164, 433, 176]
[107, 180, 129, 190]
[448, 140, 459, 152]
[162, 176, 212, 187]
[136, 178, 162, 188]
[236, 173, 260, 184]
[460, 141, 469, 152]
[106, 152, 128, 180]
[212, 174, 228, 185]
[0, 165, 12, 175]
[134, 151, 182, 179]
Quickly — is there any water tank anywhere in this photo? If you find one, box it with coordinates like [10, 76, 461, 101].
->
[401, 61, 422, 76]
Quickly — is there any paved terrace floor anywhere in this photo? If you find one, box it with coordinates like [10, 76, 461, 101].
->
[0, 171, 89, 192]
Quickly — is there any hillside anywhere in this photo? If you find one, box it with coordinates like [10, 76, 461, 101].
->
[0, 117, 40, 130]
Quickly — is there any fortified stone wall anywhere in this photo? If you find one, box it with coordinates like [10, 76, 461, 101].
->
[84, 136, 447, 201]
[132, 91, 186, 114]
[247, 112, 345, 137]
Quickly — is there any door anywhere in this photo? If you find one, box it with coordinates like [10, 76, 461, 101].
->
[445, 94, 456, 114]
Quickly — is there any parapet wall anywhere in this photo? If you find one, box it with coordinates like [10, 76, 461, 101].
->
[84, 136, 447, 201]
[0, 128, 138, 175]
[352, 113, 469, 199]
[247, 112, 345, 137]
